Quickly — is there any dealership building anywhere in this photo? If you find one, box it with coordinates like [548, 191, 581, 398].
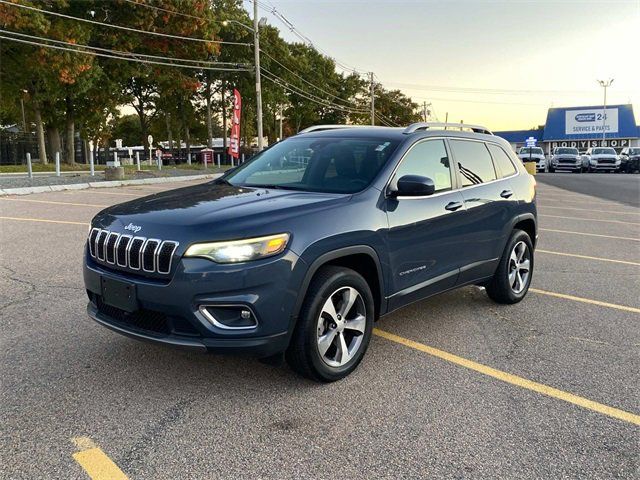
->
[495, 104, 639, 154]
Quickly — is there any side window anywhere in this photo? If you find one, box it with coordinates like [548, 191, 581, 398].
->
[394, 139, 452, 192]
[449, 140, 497, 187]
[487, 143, 517, 178]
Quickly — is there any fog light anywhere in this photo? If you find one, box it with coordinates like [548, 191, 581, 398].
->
[199, 305, 258, 330]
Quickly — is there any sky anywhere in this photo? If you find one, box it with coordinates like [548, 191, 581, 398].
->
[253, 0, 640, 131]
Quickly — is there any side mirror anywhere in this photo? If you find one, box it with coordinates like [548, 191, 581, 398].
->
[390, 175, 435, 197]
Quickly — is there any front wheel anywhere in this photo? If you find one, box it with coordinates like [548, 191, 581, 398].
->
[486, 229, 534, 304]
[286, 266, 374, 382]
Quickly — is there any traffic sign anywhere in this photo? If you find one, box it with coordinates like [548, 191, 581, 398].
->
[147, 134, 153, 146]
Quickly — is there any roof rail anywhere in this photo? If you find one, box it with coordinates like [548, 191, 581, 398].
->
[403, 122, 493, 135]
[298, 125, 382, 134]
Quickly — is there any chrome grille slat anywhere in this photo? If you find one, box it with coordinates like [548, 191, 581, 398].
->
[87, 229, 178, 276]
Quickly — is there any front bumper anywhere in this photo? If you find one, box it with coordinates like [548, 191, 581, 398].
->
[83, 249, 306, 357]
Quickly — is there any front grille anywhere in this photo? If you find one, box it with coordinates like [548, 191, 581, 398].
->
[96, 296, 170, 335]
[598, 158, 615, 164]
[88, 228, 178, 276]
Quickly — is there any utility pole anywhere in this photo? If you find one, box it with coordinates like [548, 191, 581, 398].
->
[253, 0, 264, 151]
[369, 72, 375, 126]
[278, 105, 283, 141]
[597, 78, 614, 145]
[20, 89, 27, 133]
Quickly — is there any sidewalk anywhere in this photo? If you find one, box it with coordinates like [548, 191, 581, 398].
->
[0, 171, 223, 196]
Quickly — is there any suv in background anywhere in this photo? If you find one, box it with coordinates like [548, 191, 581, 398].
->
[549, 147, 583, 173]
[83, 122, 537, 382]
[518, 146, 546, 172]
[584, 147, 620, 172]
[619, 147, 640, 173]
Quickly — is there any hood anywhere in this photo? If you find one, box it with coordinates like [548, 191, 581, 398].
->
[92, 182, 350, 241]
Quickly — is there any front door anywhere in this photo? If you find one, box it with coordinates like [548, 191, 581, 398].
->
[384, 138, 468, 311]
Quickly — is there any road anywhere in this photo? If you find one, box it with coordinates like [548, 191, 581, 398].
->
[1, 176, 639, 479]
[537, 172, 640, 207]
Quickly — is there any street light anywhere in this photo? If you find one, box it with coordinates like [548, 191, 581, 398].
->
[597, 78, 614, 144]
[222, 7, 268, 151]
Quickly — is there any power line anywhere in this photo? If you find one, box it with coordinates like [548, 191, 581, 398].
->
[261, 69, 367, 114]
[1, 29, 252, 68]
[0, 0, 251, 47]
[260, 48, 362, 108]
[251, 0, 366, 75]
[0, 34, 253, 72]
[123, 0, 214, 22]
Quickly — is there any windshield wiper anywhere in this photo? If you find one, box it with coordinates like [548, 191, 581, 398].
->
[214, 177, 233, 186]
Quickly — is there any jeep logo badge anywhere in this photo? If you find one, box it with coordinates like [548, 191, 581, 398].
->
[575, 113, 596, 122]
[124, 223, 142, 233]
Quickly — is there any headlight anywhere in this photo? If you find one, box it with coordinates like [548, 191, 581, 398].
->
[184, 233, 290, 263]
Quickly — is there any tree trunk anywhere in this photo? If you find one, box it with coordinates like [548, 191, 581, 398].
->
[33, 104, 48, 164]
[47, 126, 61, 161]
[65, 95, 75, 164]
[165, 112, 174, 157]
[206, 74, 213, 148]
[135, 97, 147, 150]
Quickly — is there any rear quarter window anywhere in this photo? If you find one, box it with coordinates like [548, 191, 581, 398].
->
[487, 144, 517, 178]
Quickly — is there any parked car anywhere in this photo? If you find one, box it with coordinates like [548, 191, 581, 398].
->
[619, 147, 640, 173]
[518, 146, 546, 172]
[583, 147, 620, 172]
[549, 147, 583, 173]
[83, 122, 537, 382]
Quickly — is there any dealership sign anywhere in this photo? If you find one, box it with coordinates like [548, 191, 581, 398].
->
[550, 138, 631, 150]
[565, 108, 618, 135]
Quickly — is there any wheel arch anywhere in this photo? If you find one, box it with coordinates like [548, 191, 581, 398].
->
[293, 246, 386, 322]
[512, 213, 537, 247]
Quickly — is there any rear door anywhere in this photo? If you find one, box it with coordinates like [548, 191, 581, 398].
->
[449, 139, 516, 284]
[384, 138, 468, 310]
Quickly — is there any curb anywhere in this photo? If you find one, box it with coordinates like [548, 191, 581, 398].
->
[0, 173, 221, 196]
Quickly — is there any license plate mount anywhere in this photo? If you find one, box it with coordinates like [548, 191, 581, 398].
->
[101, 276, 137, 313]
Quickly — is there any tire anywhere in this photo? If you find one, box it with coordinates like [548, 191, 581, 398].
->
[286, 266, 374, 382]
[486, 229, 534, 304]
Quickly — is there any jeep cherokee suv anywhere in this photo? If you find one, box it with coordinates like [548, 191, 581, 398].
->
[83, 122, 537, 382]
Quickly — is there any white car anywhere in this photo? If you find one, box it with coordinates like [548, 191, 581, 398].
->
[518, 147, 546, 172]
[550, 147, 583, 173]
[583, 147, 620, 172]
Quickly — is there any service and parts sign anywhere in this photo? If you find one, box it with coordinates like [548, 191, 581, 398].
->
[565, 108, 618, 135]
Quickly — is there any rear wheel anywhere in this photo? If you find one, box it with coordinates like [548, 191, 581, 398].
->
[286, 266, 374, 382]
[486, 229, 533, 304]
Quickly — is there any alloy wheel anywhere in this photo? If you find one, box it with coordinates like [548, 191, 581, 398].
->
[316, 287, 367, 367]
[508, 241, 531, 294]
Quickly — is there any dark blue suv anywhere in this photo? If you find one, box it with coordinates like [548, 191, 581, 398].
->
[83, 123, 537, 381]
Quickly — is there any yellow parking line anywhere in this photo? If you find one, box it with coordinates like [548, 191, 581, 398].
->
[539, 214, 640, 226]
[530, 288, 640, 314]
[0, 197, 109, 208]
[538, 205, 640, 216]
[0, 216, 89, 226]
[536, 249, 640, 266]
[373, 328, 640, 426]
[72, 437, 129, 480]
[540, 228, 640, 242]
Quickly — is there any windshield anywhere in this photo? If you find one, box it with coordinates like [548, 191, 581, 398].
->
[556, 148, 578, 155]
[593, 148, 616, 155]
[224, 136, 400, 194]
[629, 148, 640, 155]
[520, 147, 543, 155]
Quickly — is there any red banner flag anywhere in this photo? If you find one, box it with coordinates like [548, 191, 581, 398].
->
[228, 89, 242, 159]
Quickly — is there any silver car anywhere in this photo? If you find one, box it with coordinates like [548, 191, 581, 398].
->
[583, 147, 620, 172]
[550, 147, 583, 173]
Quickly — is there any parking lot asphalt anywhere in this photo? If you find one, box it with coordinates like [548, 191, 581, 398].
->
[1, 174, 638, 479]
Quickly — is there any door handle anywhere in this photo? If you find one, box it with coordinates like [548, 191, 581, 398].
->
[445, 201, 463, 211]
[500, 189, 513, 199]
